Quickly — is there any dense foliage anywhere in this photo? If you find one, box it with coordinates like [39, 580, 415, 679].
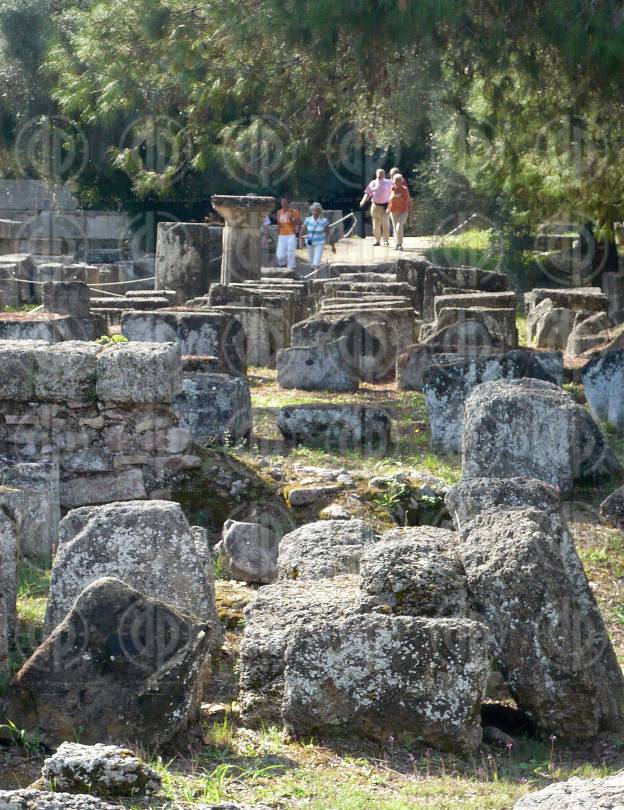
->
[1, 0, 624, 261]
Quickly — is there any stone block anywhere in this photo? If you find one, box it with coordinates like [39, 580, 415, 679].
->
[217, 520, 279, 585]
[155, 222, 220, 304]
[44, 500, 222, 652]
[277, 404, 392, 455]
[459, 508, 624, 738]
[602, 272, 624, 322]
[174, 372, 251, 444]
[582, 348, 624, 432]
[42, 281, 91, 317]
[4, 576, 212, 748]
[277, 338, 358, 392]
[282, 614, 489, 753]
[277, 519, 377, 581]
[358, 527, 469, 617]
[433, 291, 517, 319]
[423, 349, 564, 452]
[96, 342, 181, 404]
[566, 311, 611, 356]
[0, 340, 44, 400]
[34, 341, 100, 402]
[462, 378, 623, 493]
[239, 576, 360, 724]
[121, 311, 246, 375]
[425, 307, 518, 353]
[0, 509, 17, 672]
[60, 469, 147, 509]
[0, 460, 60, 559]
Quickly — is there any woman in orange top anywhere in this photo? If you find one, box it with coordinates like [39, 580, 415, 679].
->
[275, 197, 301, 269]
[387, 174, 412, 251]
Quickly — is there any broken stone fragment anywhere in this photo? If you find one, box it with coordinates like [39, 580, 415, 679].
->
[41, 742, 161, 797]
[216, 520, 280, 585]
[512, 772, 624, 809]
[3, 577, 211, 748]
[0, 789, 119, 809]
[44, 500, 222, 652]
[277, 519, 378, 581]
[281, 613, 490, 754]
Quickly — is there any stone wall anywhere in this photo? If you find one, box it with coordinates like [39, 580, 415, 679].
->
[0, 340, 199, 511]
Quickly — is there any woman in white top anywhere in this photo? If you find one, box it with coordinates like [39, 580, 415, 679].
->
[300, 202, 330, 269]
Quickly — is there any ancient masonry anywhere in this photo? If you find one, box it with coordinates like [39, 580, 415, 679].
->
[0, 192, 624, 807]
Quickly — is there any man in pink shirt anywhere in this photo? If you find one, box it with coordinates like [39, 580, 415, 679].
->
[360, 168, 393, 246]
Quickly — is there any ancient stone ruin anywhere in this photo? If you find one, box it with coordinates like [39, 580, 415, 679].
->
[0, 208, 623, 809]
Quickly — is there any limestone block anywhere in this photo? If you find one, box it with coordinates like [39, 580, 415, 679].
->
[96, 342, 181, 404]
[34, 341, 100, 402]
[174, 372, 251, 444]
[277, 338, 358, 392]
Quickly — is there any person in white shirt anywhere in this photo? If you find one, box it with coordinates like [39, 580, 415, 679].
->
[360, 168, 393, 246]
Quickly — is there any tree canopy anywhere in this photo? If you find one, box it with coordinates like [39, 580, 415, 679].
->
[1, 0, 624, 253]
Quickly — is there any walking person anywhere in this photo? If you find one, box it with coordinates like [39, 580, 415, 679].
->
[360, 168, 392, 246]
[301, 202, 329, 270]
[389, 167, 409, 189]
[275, 197, 301, 270]
[388, 173, 412, 251]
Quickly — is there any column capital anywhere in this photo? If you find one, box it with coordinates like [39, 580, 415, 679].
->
[211, 195, 275, 228]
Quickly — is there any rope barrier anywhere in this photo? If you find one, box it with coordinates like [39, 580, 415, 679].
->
[86, 276, 156, 287]
[89, 287, 126, 299]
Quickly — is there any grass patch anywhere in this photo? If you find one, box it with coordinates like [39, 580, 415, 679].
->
[247, 371, 461, 484]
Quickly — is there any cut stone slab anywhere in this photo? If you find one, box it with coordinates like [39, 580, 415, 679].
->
[446, 476, 561, 531]
[60, 469, 148, 510]
[433, 291, 517, 319]
[96, 342, 182, 404]
[0, 340, 47, 401]
[282, 614, 490, 753]
[174, 372, 252, 444]
[462, 379, 623, 493]
[41, 742, 161, 797]
[33, 341, 100, 402]
[358, 527, 469, 617]
[0, 460, 60, 559]
[239, 576, 360, 725]
[528, 287, 608, 315]
[0, 790, 119, 809]
[423, 350, 564, 453]
[286, 483, 344, 507]
[277, 338, 358, 392]
[44, 500, 222, 653]
[459, 508, 624, 738]
[42, 281, 91, 318]
[3, 577, 211, 748]
[566, 311, 612, 356]
[582, 348, 624, 433]
[121, 310, 246, 376]
[277, 404, 392, 455]
[512, 773, 624, 809]
[217, 520, 279, 585]
[277, 519, 378, 581]
[424, 306, 518, 353]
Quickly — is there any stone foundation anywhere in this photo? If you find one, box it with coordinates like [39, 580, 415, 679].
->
[0, 340, 198, 509]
